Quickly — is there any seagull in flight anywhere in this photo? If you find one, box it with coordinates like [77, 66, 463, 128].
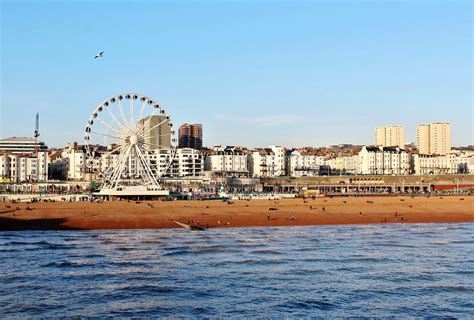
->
[94, 51, 104, 59]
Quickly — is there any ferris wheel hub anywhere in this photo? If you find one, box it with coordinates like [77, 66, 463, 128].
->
[129, 134, 138, 145]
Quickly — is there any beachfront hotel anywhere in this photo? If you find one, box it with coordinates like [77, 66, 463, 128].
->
[374, 125, 405, 148]
[416, 122, 451, 155]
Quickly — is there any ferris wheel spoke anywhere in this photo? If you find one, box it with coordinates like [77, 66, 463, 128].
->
[135, 107, 161, 137]
[95, 117, 123, 136]
[130, 98, 135, 128]
[106, 105, 128, 134]
[90, 131, 126, 141]
[141, 140, 169, 151]
[117, 100, 132, 136]
[109, 143, 126, 154]
[142, 133, 171, 142]
[137, 100, 147, 124]
[137, 119, 168, 139]
[103, 143, 127, 160]
[136, 107, 161, 136]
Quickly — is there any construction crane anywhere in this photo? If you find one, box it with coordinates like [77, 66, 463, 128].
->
[33, 113, 40, 154]
[33, 113, 48, 183]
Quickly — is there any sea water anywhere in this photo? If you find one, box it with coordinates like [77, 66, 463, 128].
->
[0, 223, 473, 317]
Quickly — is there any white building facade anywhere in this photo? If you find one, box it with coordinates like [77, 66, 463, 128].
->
[358, 146, 411, 175]
[412, 152, 473, 175]
[204, 147, 248, 176]
[0, 151, 48, 182]
[285, 150, 325, 177]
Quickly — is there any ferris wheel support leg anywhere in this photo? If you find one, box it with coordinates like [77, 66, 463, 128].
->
[98, 144, 127, 188]
[135, 146, 160, 188]
[109, 145, 131, 189]
[136, 146, 160, 187]
[113, 147, 132, 189]
[132, 146, 151, 185]
[134, 147, 154, 186]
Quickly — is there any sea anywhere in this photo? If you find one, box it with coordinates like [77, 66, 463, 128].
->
[0, 223, 473, 318]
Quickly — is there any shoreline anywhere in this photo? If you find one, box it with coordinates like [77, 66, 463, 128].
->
[0, 196, 472, 231]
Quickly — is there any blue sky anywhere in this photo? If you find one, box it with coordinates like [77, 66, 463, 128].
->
[1, 0, 472, 148]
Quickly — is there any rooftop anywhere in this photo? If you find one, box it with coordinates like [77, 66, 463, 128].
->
[0, 137, 37, 143]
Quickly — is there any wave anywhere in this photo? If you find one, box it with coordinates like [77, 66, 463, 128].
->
[249, 249, 283, 255]
[277, 298, 334, 311]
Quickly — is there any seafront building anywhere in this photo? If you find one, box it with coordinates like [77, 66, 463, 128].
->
[0, 137, 48, 154]
[358, 146, 411, 175]
[374, 125, 405, 148]
[170, 148, 203, 177]
[0, 137, 48, 183]
[285, 150, 326, 177]
[248, 146, 285, 177]
[204, 146, 248, 176]
[0, 151, 48, 182]
[332, 155, 360, 175]
[48, 142, 204, 181]
[412, 151, 473, 175]
[44, 142, 474, 182]
[0, 116, 471, 189]
[416, 122, 451, 155]
[48, 143, 87, 181]
[149, 148, 203, 177]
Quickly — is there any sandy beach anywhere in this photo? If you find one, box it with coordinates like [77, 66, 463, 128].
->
[0, 195, 472, 230]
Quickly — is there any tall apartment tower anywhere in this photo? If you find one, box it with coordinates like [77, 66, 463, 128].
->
[416, 124, 431, 154]
[416, 122, 451, 155]
[374, 128, 386, 146]
[178, 123, 203, 149]
[374, 125, 405, 148]
[138, 115, 171, 149]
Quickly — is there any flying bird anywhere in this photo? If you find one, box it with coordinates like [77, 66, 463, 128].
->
[94, 51, 104, 59]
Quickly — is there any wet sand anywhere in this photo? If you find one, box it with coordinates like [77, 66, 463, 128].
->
[0, 196, 472, 230]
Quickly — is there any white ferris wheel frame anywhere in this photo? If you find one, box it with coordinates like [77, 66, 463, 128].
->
[84, 93, 177, 190]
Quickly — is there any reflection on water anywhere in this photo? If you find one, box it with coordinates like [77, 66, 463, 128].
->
[0, 223, 473, 317]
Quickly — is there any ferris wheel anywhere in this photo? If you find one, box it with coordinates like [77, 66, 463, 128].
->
[84, 93, 177, 190]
